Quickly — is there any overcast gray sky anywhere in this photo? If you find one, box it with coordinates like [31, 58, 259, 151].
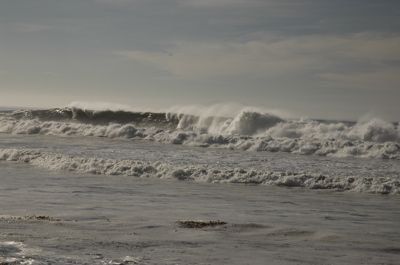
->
[1, 0, 399, 121]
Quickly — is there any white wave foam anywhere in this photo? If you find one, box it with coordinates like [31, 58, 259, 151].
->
[352, 118, 400, 143]
[1, 148, 398, 194]
[67, 101, 132, 111]
[66, 101, 163, 114]
[166, 103, 292, 134]
[166, 103, 246, 119]
[1, 110, 399, 159]
[266, 118, 400, 143]
[222, 111, 284, 135]
[0, 241, 41, 262]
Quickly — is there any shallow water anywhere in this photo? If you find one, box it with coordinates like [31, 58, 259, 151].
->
[1, 160, 400, 264]
[1, 114, 400, 264]
[1, 133, 399, 177]
[1, 133, 400, 194]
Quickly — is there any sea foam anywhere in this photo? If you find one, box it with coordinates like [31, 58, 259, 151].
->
[1, 107, 399, 159]
[1, 148, 398, 194]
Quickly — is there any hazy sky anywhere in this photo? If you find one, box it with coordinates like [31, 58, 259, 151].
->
[1, 0, 399, 121]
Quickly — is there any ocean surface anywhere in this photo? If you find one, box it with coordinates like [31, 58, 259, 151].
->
[0, 105, 399, 264]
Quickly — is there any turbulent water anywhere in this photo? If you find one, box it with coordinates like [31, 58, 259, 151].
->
[1, 104, 400, 264]
[1, 105, 399, 194]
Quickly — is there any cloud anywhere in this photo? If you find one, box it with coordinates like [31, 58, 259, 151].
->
[94, 0, 142, 4]
[41, 72, 61, 76]
[114, 32, 400, 87]
[12, 20, 85, 34]
[318, 68, 400, 91]
[177, 0, 253, 7]
[177, 0, 306, 9]
[115, 39, 317, 79]
[335, 32, 400, 61]
[17, 23, 55, 32]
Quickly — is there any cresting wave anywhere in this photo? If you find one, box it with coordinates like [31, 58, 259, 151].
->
[1, 148, 399, 194]
[0, 107, 399, 159]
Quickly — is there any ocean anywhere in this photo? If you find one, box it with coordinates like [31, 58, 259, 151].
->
[0, 105, 399, 264]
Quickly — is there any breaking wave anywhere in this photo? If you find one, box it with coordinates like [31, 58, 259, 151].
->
[1, 106, 399, 159]
[1, 148, 398, 194]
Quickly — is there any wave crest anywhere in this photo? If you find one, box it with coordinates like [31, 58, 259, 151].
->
[222, 111, 284, 135]
[1, 107, 399, 159]
[1, 148, 398, 194]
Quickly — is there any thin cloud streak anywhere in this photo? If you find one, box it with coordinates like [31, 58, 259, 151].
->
[114, 32, 400, 91]
[319, 68, 400, 91]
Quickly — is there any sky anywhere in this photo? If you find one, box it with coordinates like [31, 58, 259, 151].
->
[1, 0, 399, 121]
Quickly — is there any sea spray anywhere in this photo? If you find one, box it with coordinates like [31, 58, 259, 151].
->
[1, 106, 399, 159]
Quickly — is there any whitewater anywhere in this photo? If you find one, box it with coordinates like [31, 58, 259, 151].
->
[0, 104, 399, 264]
[1, 105, 399, 193]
